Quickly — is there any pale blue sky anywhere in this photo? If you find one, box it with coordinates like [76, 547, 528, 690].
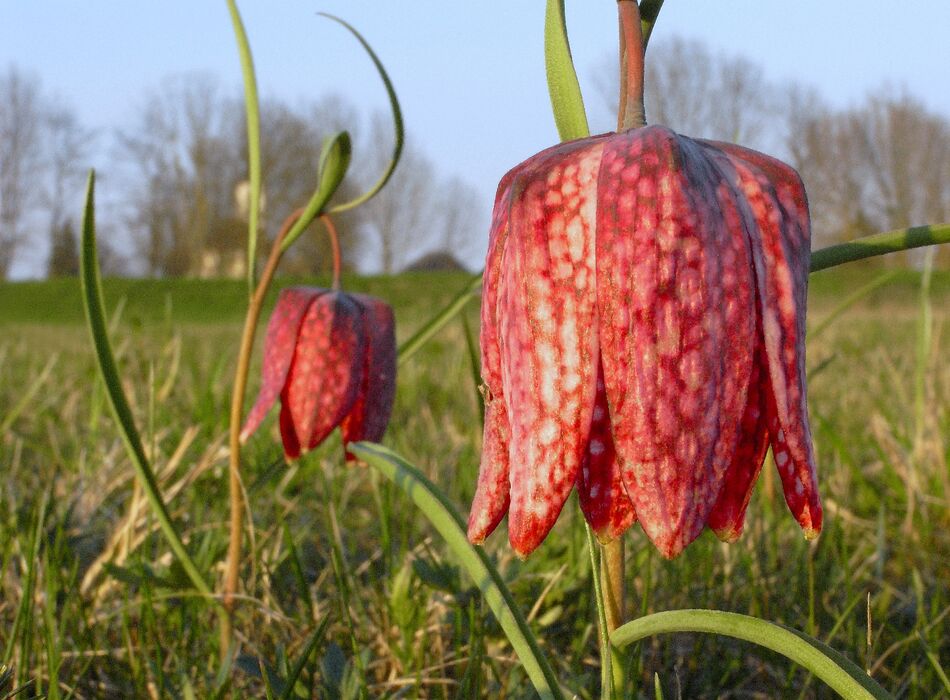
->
[2, 2, 949, 275]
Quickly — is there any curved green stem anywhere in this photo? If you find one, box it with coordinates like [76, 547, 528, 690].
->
[611, 610, 892, 699]
[809, 223, 950, 272]
[320, 14, 404, 214]
[350, 443, 566, 700]
[226, 0, 262, 297]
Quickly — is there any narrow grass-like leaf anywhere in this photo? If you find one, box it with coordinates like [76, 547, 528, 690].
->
[809, 223, 950, 272]
[460, 312, 484, 427]
[79, 172, 220, 608]
[638, 0, 665, 49]
[544, 0, 590, 142]
[584, 523, 612, 700]
[226, 0, 262, 296]
[280, 131, 352, 253]
[810, 271, 899, 339]
[279, 618, 331, 700]
[282, 524, 314, 621]
[350, 442, 566, 700]
[0, 352, 57, 434]
[320, 14, 404, 214]
[917, 631, 950, 693]
[398, 273, 482, 365]
[2, 493, 47, 672]
[611, 609, 892, 699]
[913, 249, 934, 457]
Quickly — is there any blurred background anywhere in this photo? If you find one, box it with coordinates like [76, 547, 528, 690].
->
[1, 1, 949, 280]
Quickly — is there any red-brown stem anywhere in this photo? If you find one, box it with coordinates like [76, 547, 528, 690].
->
[617, 0, 646, 131]
[601, 537, 626, 695]
[221, 207, 303, 658]
[320, 214, 342, 291]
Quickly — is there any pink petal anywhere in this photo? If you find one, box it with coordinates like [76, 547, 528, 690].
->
[468, 173, 517, 544]
[283, 292, 364, 457]
[340, 294, 397, 461]
[707, 343, 771, 542]
[467, 398, 511, 543]
[576, 358, 637, 543]
[241, 287, 323, 442]
[712, 143, 822, 538]
[279, 399, 301, 460]
[501, 138, 605, 558]
[596, 126, 756, 559]
[479, 169, 517, 397]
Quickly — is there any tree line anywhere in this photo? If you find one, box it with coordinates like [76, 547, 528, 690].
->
[2, 38, 949, 280]
[0, 67, 481, 279]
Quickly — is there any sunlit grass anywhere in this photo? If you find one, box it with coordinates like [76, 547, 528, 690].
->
[0, 270, 947, 697]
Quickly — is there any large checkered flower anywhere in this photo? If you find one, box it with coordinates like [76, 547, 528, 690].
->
[468, 125, 822, 558]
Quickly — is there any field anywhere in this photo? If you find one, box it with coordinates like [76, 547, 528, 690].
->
[0, 268, 948, 698]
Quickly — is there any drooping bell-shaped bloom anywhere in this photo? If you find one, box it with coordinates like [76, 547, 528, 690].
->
[468, 125, 822, 559]
[241, 286, 396, 461]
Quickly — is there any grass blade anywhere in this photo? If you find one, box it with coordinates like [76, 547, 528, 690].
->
[226, 0, 262, 296]
[0, 352, 57, 434]
[397, 273, 482, 365]
[79, 172, 219, 607]
[350, 442, 566, 700]
[544, 0, 590, 142]
[810, 271, 899, 339]
[611, 609, 892, 699]
[584, 523, 613, 699]
[321, 13, 404, 214]
[460, 312, 484, 427]
[278, 618, 331, 700]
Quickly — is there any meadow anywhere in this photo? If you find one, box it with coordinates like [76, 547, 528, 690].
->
[0, 268, 947, 698]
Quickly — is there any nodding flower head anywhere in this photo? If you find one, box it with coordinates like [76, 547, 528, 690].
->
[241, 287, 396, 462]
[468, 125, 821, 559]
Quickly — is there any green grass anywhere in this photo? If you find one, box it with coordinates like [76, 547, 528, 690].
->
[0, 270, 948, 697]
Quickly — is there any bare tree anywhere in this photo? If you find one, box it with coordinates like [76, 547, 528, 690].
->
[44, 104, 93, 277]
[116, 74, 241, 276]
[118, 77, 371, 277]
[0, 66, 45, 278]
[358, 116, 481, 273]
[786, 88, 950, 263]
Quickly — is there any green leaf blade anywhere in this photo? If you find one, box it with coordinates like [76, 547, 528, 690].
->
[544, 0, 590, 142]
[350, 442, 566, 700]
[226, 0, 263, 296]
[611, 609, 892, 700]
[79, 172, 218, 605]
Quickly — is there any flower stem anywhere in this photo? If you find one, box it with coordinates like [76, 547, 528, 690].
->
[601, 537, 626, 697]
[617, 0, 646, 131]
[221, 208, 302, 658]
[321, 214, 343, 291]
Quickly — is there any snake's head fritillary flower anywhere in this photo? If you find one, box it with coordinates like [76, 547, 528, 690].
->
[240, 287, 396, 461]
[468, 125, 822, 559]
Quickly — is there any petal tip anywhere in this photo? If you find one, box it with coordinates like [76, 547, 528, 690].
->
[712, 527, 742, 544]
